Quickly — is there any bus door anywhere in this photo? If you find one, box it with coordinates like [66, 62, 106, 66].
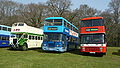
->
[62, 35, 67, 49]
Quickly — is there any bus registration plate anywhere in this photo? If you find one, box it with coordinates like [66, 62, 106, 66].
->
[90, 52, 95, 54]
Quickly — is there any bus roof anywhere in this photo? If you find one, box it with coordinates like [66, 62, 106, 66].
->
[0, 31, 11, 35]
[81, 17, 103, 20]
[0, 25, 11, 28]
[45, 17, 78, 30]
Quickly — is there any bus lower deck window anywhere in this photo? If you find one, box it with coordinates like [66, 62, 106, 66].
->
[29, 36, 32, 39]
[35, 36, 37, 40]
[41, 37, 43, 40]
[32, 36, 34, 40]
[24, 35, 28, 38]
[38, 37, 40, 40]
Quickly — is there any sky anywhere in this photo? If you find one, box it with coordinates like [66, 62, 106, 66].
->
[12, 0, 111, 11]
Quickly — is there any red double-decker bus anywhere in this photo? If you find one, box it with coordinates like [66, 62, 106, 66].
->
[80, 17, 107, 56]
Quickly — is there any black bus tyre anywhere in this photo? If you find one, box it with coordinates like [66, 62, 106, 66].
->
[22, 43, 28, 51]
[96, 53, 103, 57]
[67, 45, 69, 51]
[9, 46, 14, 50]
[99, 54, 103, 57]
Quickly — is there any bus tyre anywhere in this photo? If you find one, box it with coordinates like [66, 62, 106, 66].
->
[9, 46, 14, 50]
[22, 44, 28, 51]
[96, 53, 103, 57]
[99, 54, 103, 57]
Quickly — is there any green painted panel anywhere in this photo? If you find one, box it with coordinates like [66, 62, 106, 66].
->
[18, 38, 28, 45]
[12, 32, 44, 36]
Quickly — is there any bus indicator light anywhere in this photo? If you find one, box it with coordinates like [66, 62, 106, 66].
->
[86, 28, 98, 31]
[48, 27, 58, 30]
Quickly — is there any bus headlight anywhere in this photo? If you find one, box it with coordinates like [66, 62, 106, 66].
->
[100, 48, 103, 49]
[100, 48, 103, 51]
[82, 47, 85, 50]
[81, 44, 84, 46]
[44, 44, 47, 46]
[57, 45, 61, 47]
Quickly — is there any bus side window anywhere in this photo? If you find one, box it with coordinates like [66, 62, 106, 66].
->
[38, 37, 40, 40]
[24, 35, 28, 38]
[29, 35, 32, 40]
[41, 37, 43, 40]
[0, 36, 2, 40]
[32, 36, 34, 40]
[8, 28, 11, 31]
[35, 36, 37, 40]
[6, 37, 9, 41]
[2, 36, 6, 40]
[0, 26, 1, 30]
[2, 27, 7, 31]
[64, 21, 67, 27]
[67, 23, 70, 29]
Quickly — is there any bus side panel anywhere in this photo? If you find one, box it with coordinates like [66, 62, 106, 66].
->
[0, 40, 10, 47]
[27, 40, 43, 48]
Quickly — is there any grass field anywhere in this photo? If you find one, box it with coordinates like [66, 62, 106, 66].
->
[0, 47, 120, 68]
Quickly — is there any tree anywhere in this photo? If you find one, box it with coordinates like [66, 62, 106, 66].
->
[108, 0, 120, 46]
[46, 0, 72, 16]
[100, 0, 120, 46]
[0, 0, 19, 26]
[77, 4, 100, 18]
[109, 0, 120, 24]
[16, 3, 47, 27]
[68, 4, 100, 28]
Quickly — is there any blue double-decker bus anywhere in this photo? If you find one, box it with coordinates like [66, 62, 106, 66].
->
[42, 17, 79, 52]
[0, 25, 11, 47]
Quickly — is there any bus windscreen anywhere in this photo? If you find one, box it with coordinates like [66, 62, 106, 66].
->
[81, 34, 105, 44]
[81, 19, 104, 27]
[45, 19, 62, 26]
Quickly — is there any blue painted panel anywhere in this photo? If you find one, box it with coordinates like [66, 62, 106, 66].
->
[0, 25, 11, 28]
[0, 25, 11, 36]
[45, 17, 78, 30]
[44, 26, 64, 33]
[0, 34, 10, 37]
[0, 40, 10, 47]
[0, 31, 11, 36]
[44, 26, 79, 38]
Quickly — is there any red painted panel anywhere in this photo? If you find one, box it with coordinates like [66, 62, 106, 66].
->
[80, 26, 105, 34]
[80, 46, 106, 53]
[81, 17, 103, 20]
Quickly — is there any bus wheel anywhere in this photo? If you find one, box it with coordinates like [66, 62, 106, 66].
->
[96, 53, 103, 57]
[99, 54, 103, 57]
[22, 43, 28, 51]
[9, 46, 14, 50]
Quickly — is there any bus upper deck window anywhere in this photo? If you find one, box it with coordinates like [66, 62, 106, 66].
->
[18, 23, 24, 26]
[0, 26, 1, 30]
[92, 19, 104, 26]
[8, 28, 11, 31]
[2, 27, 7, 31]
[13, 24, 17, 26]
[54, 19, 62, 25]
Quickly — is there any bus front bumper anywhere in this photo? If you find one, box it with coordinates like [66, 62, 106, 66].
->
[80, 46, 106, 53]
[42, 46, 66, 52]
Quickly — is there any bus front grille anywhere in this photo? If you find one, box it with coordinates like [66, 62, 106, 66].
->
[85, 47, 100, 51]
[48, 43, 55, 48]
[13, 39, 17, 45]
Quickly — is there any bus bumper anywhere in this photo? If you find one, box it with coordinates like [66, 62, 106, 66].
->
[42, 46, 66, 52]
[80, 46, 106, 54]
[0, 45, 10, 47]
